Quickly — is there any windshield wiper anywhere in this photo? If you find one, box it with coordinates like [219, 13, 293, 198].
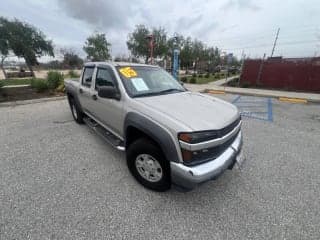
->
[133, 88, 185, 98]
[158, 88, 185, 94]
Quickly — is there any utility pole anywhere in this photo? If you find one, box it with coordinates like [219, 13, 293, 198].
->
[270, 28, 280, 57]
[146, 34, 154, 64]
[257, 53, 266, 86]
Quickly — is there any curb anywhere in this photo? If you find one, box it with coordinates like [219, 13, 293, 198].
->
[0, 96, 66, 107]
[203, 89, 320, 104]
[2, 84, 31, 88]
[207, 90, 225, 94]
[278, 97, 308, 104]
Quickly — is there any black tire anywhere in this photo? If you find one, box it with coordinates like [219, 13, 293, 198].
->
[127, 138, 171, 192]
[69, 97, 84, 124]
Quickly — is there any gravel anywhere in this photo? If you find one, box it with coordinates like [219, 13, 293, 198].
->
[0, 96, 319, 240]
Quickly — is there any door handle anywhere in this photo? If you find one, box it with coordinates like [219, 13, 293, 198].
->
[79, 88, 83, 94]
[92, 94, 98, 100]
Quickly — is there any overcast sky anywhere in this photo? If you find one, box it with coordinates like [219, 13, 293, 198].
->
[1, 0, 320, 61]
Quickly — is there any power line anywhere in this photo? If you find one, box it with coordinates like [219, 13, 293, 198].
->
[209, 26, 320, 43]
[221, 39, 319, 51]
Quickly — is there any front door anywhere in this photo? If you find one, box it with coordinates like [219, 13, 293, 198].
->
[90, 66, 124, 138]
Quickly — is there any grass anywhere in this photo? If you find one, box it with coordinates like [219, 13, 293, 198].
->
[183, 72, 239, 84]
[0, 78, 36, 86]
[185, 74, 222, 84]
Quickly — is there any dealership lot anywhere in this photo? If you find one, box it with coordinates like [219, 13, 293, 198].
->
[0, 95, 319, 240]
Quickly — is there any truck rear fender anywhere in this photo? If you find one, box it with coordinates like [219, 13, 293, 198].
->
[66, 84, 83, 112]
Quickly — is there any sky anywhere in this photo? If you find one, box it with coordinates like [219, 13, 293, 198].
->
[1, 0, 320, 62]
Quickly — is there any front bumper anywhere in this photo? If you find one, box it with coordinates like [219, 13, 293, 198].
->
[171, 131, 243, 190]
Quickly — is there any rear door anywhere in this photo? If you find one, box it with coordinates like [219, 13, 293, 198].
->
[78, 66, 96, 114]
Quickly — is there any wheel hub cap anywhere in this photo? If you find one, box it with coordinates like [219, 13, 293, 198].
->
[135, 154, 163, 182]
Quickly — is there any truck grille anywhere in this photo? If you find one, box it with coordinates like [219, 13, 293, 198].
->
[183, 116, 241, 166]
[218, 116, 241, 138]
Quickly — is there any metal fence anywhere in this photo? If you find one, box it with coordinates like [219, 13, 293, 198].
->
[240, 57, 320, 93]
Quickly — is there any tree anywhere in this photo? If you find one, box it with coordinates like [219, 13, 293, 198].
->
[127, 25, 150, 62]
[0, 17, 54, 74]
[152, 27, 169, 60]
[179, 37, 193, 70]
[60, 48, 83, 68]
[0, 17, 10, 78]
[127, 25, 169, 63]
[191, 39, 205, 72]
[83, 33, 111, 61]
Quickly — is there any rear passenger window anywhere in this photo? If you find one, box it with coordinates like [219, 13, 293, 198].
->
[95, 68, 116, 90]
[82, 67, 94, 88]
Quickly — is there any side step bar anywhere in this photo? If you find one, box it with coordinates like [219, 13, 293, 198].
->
[83, 117, 125, 151]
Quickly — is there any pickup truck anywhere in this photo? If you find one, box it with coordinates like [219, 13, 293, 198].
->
[65, 62, 243, 191]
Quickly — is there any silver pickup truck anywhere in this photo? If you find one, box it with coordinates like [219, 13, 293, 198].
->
[65, 62, 243, 191]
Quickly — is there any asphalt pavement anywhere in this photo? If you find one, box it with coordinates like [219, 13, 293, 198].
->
[0, 96, 319, 239]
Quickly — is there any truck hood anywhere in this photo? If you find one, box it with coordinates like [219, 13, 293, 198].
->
[135, 91, 239, 131]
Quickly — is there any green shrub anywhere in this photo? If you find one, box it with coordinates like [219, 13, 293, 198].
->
[204, 73, 210, 78]
[192, 73, 197, 78]
[0, 81, 4, 89]
[47, 71, 64, 89]
[190, 77, 196, 83]
[68, 70, 79, 78]
[198, 74, 203, 78]
[31, 78, 48, 92]
[180, 76, 188, 82]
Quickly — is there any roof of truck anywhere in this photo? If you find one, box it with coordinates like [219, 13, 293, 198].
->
[84, 61, 158, 68]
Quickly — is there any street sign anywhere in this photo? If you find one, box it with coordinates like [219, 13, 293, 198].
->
[172, 49, 180, 80]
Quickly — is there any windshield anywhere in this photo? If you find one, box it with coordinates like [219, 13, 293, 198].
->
[116, 66, 186, 97]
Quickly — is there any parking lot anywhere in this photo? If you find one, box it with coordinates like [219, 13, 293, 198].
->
[1, 94, 320, 239]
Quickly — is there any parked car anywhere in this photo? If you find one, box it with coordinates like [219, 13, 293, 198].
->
[65, 62, 244, 191]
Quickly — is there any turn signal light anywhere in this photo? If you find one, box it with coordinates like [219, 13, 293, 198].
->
[181, 149, 193, 162]
[178, 133, 192, 143]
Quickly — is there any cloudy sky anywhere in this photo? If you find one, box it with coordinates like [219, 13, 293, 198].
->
[1, 0, 320, 61]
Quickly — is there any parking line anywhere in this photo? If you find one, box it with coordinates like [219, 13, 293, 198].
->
[268, 98, 273, 121]
[232, 95, 273, 122]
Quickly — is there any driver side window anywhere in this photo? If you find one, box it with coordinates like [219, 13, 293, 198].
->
[95, 68, 116, 90]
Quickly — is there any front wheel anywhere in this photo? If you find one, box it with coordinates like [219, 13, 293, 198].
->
[127, 138, 171, 191]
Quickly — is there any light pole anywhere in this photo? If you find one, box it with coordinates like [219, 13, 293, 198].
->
[145, 34, 154, 64]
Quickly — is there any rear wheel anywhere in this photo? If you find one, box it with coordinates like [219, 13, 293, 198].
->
[69, 97, 84, 124]
[127, 138, 171, 191]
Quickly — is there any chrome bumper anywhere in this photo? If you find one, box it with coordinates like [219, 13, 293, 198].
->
[171, 131, 243, 190]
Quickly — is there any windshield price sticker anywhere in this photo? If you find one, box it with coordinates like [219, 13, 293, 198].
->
[119, 67, 138, 78]
[131, 78, 149, 91]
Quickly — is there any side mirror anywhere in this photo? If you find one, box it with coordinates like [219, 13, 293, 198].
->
[179, 80, 184, 86]
[98, 86, 120, 100]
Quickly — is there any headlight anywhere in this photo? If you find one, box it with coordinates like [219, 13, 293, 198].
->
[178, 131, 220, 165]
[178, 131, 219, 144]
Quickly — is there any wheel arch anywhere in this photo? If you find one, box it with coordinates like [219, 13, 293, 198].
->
[66, 91, 83, 112]
[124, 112, 180, 163]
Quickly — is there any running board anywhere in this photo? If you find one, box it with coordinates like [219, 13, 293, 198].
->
[83, 117, 125, 151]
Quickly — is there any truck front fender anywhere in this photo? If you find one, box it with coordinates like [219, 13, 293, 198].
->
[124, 112, 180, 163]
